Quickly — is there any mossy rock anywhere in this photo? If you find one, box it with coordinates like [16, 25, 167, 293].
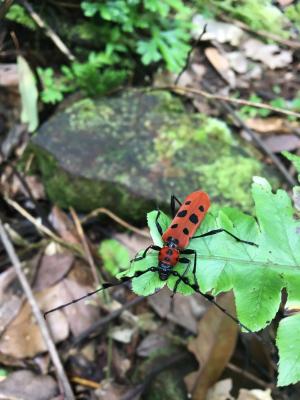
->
[31, 89, 279, 220]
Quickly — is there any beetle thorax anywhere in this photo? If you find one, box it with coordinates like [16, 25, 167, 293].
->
[158, 245, 180, 267]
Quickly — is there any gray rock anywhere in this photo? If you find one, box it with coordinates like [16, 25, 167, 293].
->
[31, 89, 279, 219]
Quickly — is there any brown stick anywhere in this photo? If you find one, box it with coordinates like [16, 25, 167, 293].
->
[81, 207, 151, 238]
[5, 197, 84, 256]
[70, 207, 101, 286]
[0, 220, 75, 399]
[21, 0, 75, 61]
[0, 0, 13, 20]
[157, 85, 300, 119]
[227, 362, 274, 389]
[72, 296, 144, 345]
[221, 16, 300, 50]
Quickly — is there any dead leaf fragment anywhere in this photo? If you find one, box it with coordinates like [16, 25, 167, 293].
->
[149, 286, 206, 333]
[185, 292, 238, 400]
[0, 370, 58, 400]
[242, 39, 292, 69]
[109, 325, 136, 344]
[0, 286, 69, 358]
[49, 206, 81, 245]
[0, 64, 19, 86]
[237, 388, 274, 400]
[206, 379, 234, 400]
[34, 251, 74, 291]
[192, 15, 245, 46]
[263, 134, 300, 153]
[227, 51, 248, 74]
[137, 333, 171, 357]
[114, 232, 152, 258]
[205, 47, 236, 87]
[245, 118, 291, 134]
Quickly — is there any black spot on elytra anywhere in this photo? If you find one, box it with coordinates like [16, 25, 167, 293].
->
[183, 228, 189, 235]
[164, 257, 170, 262]
[177, 210, 187, 217]
[189, 213, 198, 224]
[199, 205, 205, 212]
[185, 201, 191, 205]
[167, 249, 173, 255]
[171, 224, 178, 229]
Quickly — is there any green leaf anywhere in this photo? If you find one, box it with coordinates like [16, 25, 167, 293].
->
[5, 4, 36, 30]
[136, 39, 162, 65]
[119, 178, 300, 386]
[17, 56, 38, 132]
[282, 151, 300, 175]
[277, 313, 300, 386]
[37, 68, 65, 104]
[98, 239, 130, 276]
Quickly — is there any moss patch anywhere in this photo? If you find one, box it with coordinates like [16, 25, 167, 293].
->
[30, 89, 280, 218]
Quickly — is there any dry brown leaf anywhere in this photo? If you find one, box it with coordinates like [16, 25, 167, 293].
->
[245, 118, 292, 134]
[137, 333, 171, 357]
[206, 378, 234, 400]
[0, 370, 58, 400]
[242, 39, 292, 69]
[192, 15, 245, 46]
[237, 388, 273, 400]
[22, 175, 45, 200]
[205, 47, 236, 87]
[114, 232, 152, 258]
[0, 286, 69, 358]
[51, 278, 100, 337]
[109, 325, 136, 343]
[0, 268, 23, 335]
[49, 206, 81, 245]
[0, 293, 23, 336]
[0, 64, 19, 86]
[185, 292, 238, 400]
[227, 51, 248, 74]
[33, 249, 74, 291]
[263, 134, 300, 153]
[148, 286, 206, 334]
[0, 274, 100, 358]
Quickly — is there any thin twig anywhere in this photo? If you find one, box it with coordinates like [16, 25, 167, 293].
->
[221, 16, 300, 50]
[81, 207, 150, 238]
[70, 207, 100, 286]
[2, 160, 55, 232]
[0, 0, 13, 20]
[227, 362, 274, 389]
[157, 85, 300, 119]
[70, 376, 101, 389]
[0, 220, 75, 400]
[72, 296, 144, 346]
[5, 197, 84, 256]
[20, 0, 76, 61]
[175, 24, 207, 85]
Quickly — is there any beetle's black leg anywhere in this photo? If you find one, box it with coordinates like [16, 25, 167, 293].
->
[171, 257, 190, 297]
[169, 270, 259, 336]
[44, 267, 159, 318]
[181, 248, 198, 286]
[191, 229, 258, 247]
[133, 244, 161, 262]
[155, 210, 164, 236]
[170, 195, 182, 218]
